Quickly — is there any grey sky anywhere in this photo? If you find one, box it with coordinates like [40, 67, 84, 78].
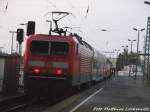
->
[0, 0, 150, 56]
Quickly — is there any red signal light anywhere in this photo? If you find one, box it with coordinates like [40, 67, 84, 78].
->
[32, 67, 41, 74]
[55, 68, 63, 76]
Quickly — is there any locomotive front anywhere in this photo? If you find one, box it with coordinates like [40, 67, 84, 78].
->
[24, 35, 75, 93]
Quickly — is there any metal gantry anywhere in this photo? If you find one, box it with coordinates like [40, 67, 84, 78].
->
[143, 17, 150, 83]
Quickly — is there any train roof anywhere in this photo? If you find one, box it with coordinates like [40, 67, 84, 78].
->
[27, 34, 93, 51]
[28, 34, 73, 40]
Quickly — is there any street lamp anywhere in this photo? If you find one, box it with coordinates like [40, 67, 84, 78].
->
[20, 23, 27, 26]
[9, 31, 17, 54]
[100, 29, 107, 31]
[114, 49, 120, 57]
[144, 1, 150, 5]
[121, 45, 128, 52]
[133, 27, 145, 79]
[128, 39, 136, 53]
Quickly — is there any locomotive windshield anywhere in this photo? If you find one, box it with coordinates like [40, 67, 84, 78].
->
[50, 42, 69, 56]
[30, 41, 49, 54]
[30, 41, 69, 56]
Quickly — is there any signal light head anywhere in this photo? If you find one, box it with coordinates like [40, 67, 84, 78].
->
[27, 21, 35, 36]
[17, 28, 24, 44]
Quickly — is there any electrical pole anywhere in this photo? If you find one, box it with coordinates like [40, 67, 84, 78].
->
[143, 17, 150, 84]
[9, 31, 16, 54]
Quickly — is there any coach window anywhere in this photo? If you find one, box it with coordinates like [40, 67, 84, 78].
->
[76, 44, 79, 55]
[30, 41, 49, 55]
[93, 59, 97, 68]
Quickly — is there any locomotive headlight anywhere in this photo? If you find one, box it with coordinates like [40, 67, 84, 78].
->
[55, 68, 63, 76]
[32, 67, 41, 74]
[53, 62, 68, 76]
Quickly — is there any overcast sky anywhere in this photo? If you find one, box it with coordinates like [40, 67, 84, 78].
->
[0, 0, 150, 57]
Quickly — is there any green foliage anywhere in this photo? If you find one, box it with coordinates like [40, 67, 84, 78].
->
[116, 52, 139, 71]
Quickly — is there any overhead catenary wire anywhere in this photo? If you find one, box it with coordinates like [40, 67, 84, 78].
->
[65, 0, 97, 32]
[0, 0, 8, 13]
[45, 0, 77, 29]
[46, 0, 58, 11]
[62, 0, 105, 50]
[62, 0, 87, 34]
[4, 1, 8, 13]
[64, 0, 104, 48]
[85, 5, 89, 19]
[45, 0, 90, 32]
[45, 0, 104, 50]
[65, 0, 86, 26]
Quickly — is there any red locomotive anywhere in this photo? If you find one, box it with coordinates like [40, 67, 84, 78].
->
[23, 12, 112, 93]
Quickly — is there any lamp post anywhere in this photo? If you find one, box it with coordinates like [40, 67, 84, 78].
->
[133, 28, 145, 79]
[9, 31, 17, 54]
[128, 39, 136, 54]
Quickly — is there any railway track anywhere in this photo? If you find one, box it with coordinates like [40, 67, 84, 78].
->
[0, 94, 38, 112]
[0, 92, 69, 112]
[0, 77, 112, 112]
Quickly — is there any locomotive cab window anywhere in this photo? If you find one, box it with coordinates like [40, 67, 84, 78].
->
[30, 41, 49, 54]
[30, 41, 69, 56]
[50, 42, 69, 56]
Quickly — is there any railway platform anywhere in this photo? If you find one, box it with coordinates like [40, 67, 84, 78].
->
[45, 67, 150, 112]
